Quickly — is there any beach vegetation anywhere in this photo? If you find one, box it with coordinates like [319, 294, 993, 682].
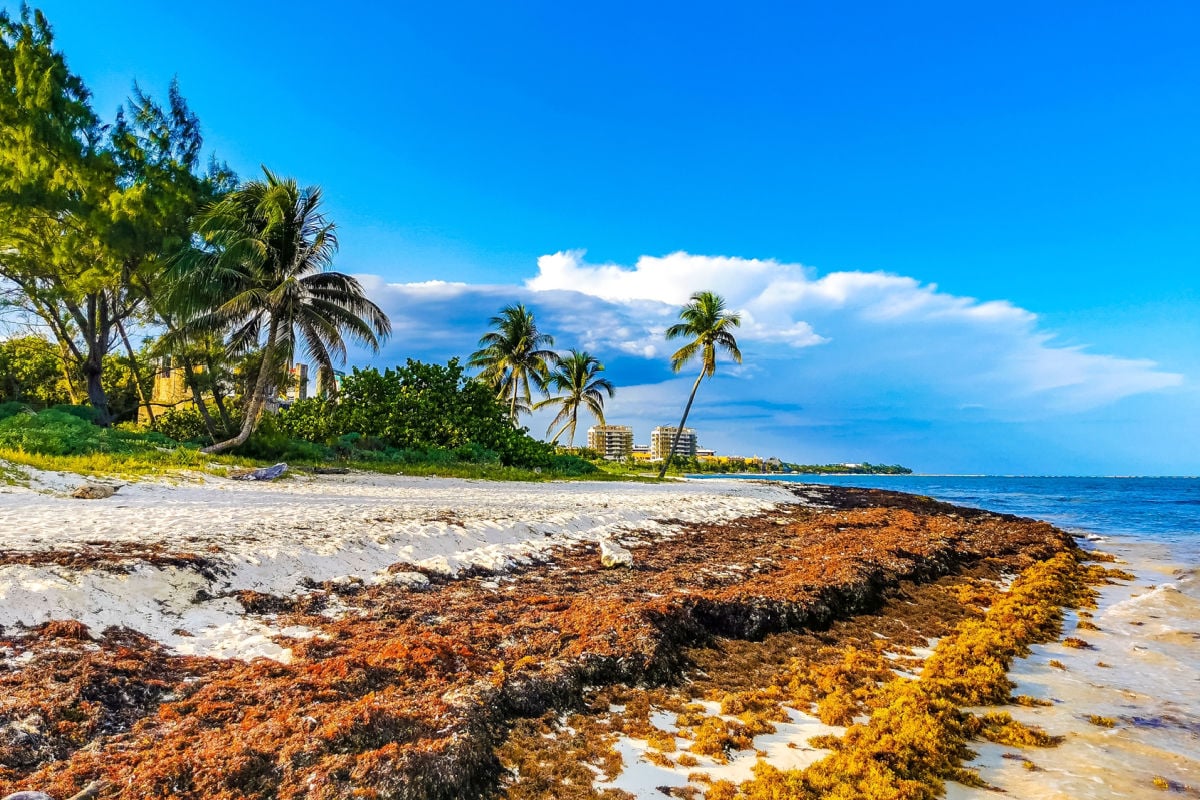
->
[273, 358, 596, 476]
[0, 407, 255, 477]
[1086, 715, 1116, 728]
[533, 349, 614, 447]
[168, 169, 390, 453]
[0, 335, 77, 407]
[469, 303, 558, 424]
[658, 290, 742, 479]
[0, 7, 233, 425]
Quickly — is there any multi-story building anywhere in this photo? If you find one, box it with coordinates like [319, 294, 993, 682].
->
[587, 424, 634, 459]
[650, 426, 697, 460]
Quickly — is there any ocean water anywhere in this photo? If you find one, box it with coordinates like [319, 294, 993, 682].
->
[701, 475, 1200, 797]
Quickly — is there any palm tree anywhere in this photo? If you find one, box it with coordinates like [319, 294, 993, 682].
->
[534, 349, 615, 447]
[469, 303, 558, 424]
[170, 168, 390, 454]
[658, 291, 742, 479]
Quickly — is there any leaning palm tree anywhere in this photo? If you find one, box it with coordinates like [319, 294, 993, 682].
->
[534, 349, 615, 447]
[169, 168, 391, 453]
[658, 291, 742, 479]
[468, 303, 558, 424]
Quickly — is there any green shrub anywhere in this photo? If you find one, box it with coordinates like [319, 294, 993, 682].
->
[153, 407, 212, 444]
[0, 409, 114, 456]
[47, 404, 102, 423]
[310, 359, 563, 469]
[280, 439, 333, 463]
[276, 398, 336, 442]
[0, 401, 33, 422]
[453, 442, 500, 464]
[549, 454, 597, 476]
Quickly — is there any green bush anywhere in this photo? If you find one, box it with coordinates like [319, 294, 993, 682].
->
[302, 359, 566, 469]
[279, 439, 333, 463]
[276, 398, 336, 442]
[0, 401, 33, 422]
[153, 407, 212, 443]
[233, 414, 332, 463]
[0, 409, 115, 456]
[453, 442, 500, 464]
[548, 454, 597, 476]
[47, 404, 102, 423]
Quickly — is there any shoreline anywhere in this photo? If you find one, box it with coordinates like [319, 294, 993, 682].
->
[0, 469, 1133, 799]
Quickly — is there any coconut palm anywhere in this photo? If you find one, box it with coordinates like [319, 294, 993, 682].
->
[169, 168, 390, 453]
[658, 291, 742, 479]
[468, 303, 558, 424]
[534, 349, 614, 447]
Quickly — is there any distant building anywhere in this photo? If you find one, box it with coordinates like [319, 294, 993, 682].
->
[285, 363, 308, 402]
[139, 356, 310, 424]
[695, 447, 716, 458]
[587, 424, 634, 459]
[139, 356, 202, 425]
[650, 426, 697, 460]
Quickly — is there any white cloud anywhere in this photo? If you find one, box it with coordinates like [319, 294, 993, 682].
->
[520, 250, 1181, 411]
[350, 250, 1189, 471]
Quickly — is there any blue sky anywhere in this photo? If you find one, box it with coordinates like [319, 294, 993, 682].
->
[24, 0, 1200, 473]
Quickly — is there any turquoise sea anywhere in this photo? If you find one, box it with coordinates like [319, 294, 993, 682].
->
[697, 474, 1200, 797]
[702, 474, 1200, 560]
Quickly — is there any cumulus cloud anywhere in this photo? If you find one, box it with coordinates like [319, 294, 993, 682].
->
[520, 250, 1180, 411]
[350, 250, 1186, 470]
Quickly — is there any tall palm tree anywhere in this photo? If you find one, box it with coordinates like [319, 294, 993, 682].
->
[658, 291, 742, 479]
[468, 303, 558, 424]
[170, 168, 390, 454]
[534, 349, 615, 447]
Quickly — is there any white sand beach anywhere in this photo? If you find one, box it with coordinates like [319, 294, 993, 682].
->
[0, 466, 793, 661]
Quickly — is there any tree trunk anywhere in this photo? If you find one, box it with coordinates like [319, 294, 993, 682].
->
[82, 350, 111, 425]
[210, 373, 234, 433]
[550, 411, 575, 448]
[55, 340, 79, 404]
[657, 372, 704, 479]
[178, 353, 218, 441]
[509, 374, 520, 426]
[116, 319, 155, 427]
[202, 319, 279, 454]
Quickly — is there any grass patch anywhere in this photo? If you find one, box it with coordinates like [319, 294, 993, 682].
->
[0, 447, 255, 479]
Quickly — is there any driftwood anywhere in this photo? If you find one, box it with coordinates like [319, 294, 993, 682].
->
[227, 463, 288, 481]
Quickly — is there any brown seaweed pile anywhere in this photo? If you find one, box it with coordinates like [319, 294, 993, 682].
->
[0, 485, 1073, 799]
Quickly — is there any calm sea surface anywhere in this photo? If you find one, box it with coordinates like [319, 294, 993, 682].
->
[696, 475, 1200, 798]
[703, 474, 1200, 559]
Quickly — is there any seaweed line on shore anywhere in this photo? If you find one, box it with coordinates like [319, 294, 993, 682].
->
[0, 485, 1091, 800]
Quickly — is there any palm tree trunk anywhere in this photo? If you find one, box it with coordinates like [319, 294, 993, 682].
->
[550, 412, 575, 448]
[202, 319, 279, 454]
[658, 372, 704, 479]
